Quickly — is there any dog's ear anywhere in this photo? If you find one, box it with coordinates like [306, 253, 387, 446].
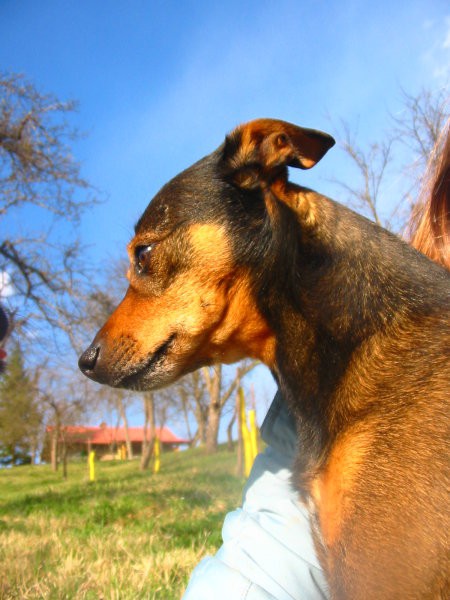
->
[222, 118, 335, 189]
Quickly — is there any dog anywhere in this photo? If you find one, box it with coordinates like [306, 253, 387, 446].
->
[79, 119, 449, 598]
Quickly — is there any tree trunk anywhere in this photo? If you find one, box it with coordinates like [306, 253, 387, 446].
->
[195, 404, 207, 446]
[140, 437, 154, 470]
[51, 415, 60, 471]
[140, 393, 156, 470]
[51, 433, 58, 471]
[205, 402, 221, 454]
[204, 367, 222, 454]
[30, 439, 38, 465]
[118, 397, 133, 459]
[180, 394, 193, 441]
[226, 408, 236, 451]
[61, 438, 68, 479]
[189, 429, 200, 448]
[202, 362, 257, 454]
[236, 391, 244, 476]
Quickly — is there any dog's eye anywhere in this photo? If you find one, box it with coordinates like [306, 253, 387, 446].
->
[135, 245, 153, 274]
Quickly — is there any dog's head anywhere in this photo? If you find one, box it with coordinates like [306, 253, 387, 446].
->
[78, 119, 334, 390]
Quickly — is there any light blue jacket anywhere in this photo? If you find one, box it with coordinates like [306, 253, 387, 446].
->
[183, 393, 328, 599]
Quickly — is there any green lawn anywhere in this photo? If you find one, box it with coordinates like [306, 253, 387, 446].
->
[0, 446, 243, 599]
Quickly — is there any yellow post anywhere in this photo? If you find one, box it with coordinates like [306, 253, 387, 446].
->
[88, 450, 95, 482]
[248, 408, 258, 461]
[239, 388, 253, 477]
[120, 443, 127, 460]
[153, 437, 160, 474]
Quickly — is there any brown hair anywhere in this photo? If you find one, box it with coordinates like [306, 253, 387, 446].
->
[409, 119, 450, 269]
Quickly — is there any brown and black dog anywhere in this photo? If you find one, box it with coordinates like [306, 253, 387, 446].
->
[79, 119, 449, 599]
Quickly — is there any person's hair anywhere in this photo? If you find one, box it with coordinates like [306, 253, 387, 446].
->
[409, 118, 450, 270]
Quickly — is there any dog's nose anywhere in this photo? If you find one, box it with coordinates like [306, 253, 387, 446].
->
[78, 344, 100, 374]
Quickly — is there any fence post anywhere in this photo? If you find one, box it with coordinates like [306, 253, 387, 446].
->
[153, 437, 160, 474]
[248, 408, 258, 460]
[239, 389, 253, 477]
[120, 443, 127, 460]
[88, 450, 96, 482]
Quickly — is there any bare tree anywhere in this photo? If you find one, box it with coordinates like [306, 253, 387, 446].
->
[115, 389, 134, 459]
[332, 122, 394, 226]
[171, 370, 208, 447]
[40, 372, 91, 476]
[391, 87, 448, 164]
[145, 363, 259, 454]
[333, 85, 449, 233]
[0, 72, 96, 344]
[202, 361, 257, 454]
[391, 86, 449, 226]
[226, 406, 237, 452]
[140, 392, 156, 470]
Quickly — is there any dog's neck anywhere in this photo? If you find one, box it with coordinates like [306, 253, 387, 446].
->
[256, 186, 448, 486]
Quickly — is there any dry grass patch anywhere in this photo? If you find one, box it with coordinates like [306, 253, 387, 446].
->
[0, 446, 242, 599]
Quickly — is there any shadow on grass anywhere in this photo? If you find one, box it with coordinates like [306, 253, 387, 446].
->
[1, 486, 94, 516]
[160, 512, 225, 549]
[0, 475, 234, 523]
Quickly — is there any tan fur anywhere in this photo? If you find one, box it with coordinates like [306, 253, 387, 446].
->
[101, 224, 275, 374]
[312, 428, 373, 548]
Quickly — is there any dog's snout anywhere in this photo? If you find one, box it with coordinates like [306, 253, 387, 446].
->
[79, 338, 120, 387]
[78, 344, 100, 374]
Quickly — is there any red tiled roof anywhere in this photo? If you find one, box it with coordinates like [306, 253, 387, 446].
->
[46, 425, 190, 445]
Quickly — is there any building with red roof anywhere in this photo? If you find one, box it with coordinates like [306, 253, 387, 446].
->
[43, 424, 190, 460]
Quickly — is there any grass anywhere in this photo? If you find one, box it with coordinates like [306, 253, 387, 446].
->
[0, 446, 244, 599]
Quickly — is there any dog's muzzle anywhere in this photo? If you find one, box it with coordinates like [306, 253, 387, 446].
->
[78, 332, 177, 390]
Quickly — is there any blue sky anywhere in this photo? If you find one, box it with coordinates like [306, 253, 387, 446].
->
[1, 0, 448, 259]
[0, 1, 449, 432]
